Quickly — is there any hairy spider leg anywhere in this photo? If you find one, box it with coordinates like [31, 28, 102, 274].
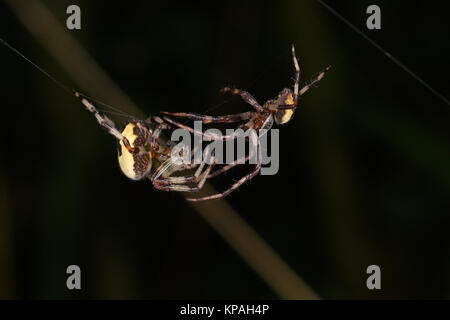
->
[220, 87, 265, 113]
[207, 153, 252, 178]
[151, 122, 170, 151]
[187, 131, 261, 201]
[162, 116, 252, 141]
[73, 90, 137, 153]
[291, 44, 301, 106]
[277, 65, 331, 110]
[205, 123, 261, 178]
[298, 65, 331, 97]
[151, 146, 216, 192]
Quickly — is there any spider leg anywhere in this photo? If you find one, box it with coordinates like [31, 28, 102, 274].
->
[162, 116, 250, 141]
[298, 65, 331, 97]
[173, 143, 201, 171]
[291, 44, 301, 106]
[74, 91, 123, 140]
[155, 145, 210, 184]
[160, 111, 253, 124]
[150, 115, 166, 124]
[152, 151, 216, 192]
[152, 165, 204, 187]
[151, 140, 206, 182]
[207, 153, 251, 178]
[187, 160, 260, 201]
[220, 87, 264, 113]
[176, 143, 208, 171]
[151, 122, 170, 150]
[73, 91, 136, 153]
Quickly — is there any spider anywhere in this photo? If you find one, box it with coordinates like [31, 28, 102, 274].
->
[161, 45, 330, 201]
[73, 91, 217, 194]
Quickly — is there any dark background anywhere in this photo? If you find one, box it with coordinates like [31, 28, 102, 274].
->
[0, 0, 449, 299]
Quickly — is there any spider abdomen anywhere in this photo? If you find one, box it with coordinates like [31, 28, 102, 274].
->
[117, 121, 152, 180]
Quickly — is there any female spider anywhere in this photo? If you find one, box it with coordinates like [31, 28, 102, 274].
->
[73, 91, 216, 194]
[161, 45, 330, 201]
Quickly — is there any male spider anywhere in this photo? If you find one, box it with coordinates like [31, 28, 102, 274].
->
[162, 45, 330, 201]
[73, 91, 217, 194]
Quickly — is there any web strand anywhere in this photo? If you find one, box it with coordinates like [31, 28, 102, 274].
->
[317, 0, 450, 106]
[0, 36, 137, 118]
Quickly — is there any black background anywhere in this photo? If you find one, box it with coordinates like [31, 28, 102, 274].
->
[0, 0, 449, 299]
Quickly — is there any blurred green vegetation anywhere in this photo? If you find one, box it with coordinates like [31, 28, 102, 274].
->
[0, 0, 449, 299]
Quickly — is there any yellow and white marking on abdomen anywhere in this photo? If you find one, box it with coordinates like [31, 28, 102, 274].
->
[278, 93, 295, 124]
[117, 122, 152, 180]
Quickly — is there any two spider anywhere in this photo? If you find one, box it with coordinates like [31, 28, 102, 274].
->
[76, 45, 330, 201]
